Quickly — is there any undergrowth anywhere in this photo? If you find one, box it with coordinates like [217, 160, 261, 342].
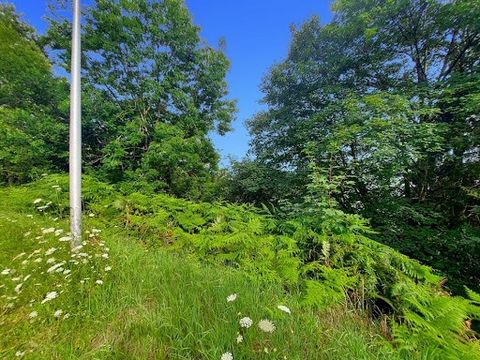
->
[1, 174, 480, 359]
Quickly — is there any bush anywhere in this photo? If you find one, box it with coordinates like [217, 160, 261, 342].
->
[0, 109, 67, 184]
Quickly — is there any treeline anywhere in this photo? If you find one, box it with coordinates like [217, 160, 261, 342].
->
[1, 0, 235, 200]
[0, 0, 478, 293]
[227, 0, 480, 293]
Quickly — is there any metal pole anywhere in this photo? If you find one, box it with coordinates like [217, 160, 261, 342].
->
[69, 0, 82, 250]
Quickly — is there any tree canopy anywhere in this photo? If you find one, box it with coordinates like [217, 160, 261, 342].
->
[44, 0, 236, 198]
[231, 0, 480, 292]
[0, 4, 68, 184]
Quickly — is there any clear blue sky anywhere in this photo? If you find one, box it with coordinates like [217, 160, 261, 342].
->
[7, 0, 333, 164]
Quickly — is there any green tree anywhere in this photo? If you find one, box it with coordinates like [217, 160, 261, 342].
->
[45, 0, 236, 199]
[239, 0, 480, 291]
[0, 4, 68, 184]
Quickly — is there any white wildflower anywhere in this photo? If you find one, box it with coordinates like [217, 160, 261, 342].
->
[54, 229, 63, 236]
[258, 319, 276, 333]
[45, 247, 57, 256]
[46, 258, 56, 264]
[264, 347, 269, 354]
[236, 334, 243, 343]
[63, 313, 70, 319]
[15, 350, 25, 357]
[95, 279, 103, 285]
[33, 198, 42, 204]
[71, 246, 86, 255]
[28, 311, 38, 319]
[47, 262, 65, 274]
[21, 260, 28, 266]
[239, 317, 253, 328]
[59, 236, 72, 242]
[1, 268, 11, 275]
[41, 291, 58, 304]
[23, 275, 31, 281]
[92, 228, 101, 234]
[26, 214, 33, 218]
[24, 232, 31, 237]
[226, 293, 237, 302]
[104, 266, 112, 271]
[220, 352, 233, 360]
[63, 269, 71, 275]
[277, 305, 291, 314]
[34, 258, 42, 263]
[42, 228, 55, 234]
[53, 309, 63, 318]
[12, 276, 21, 282]
[88, 213, 95, 217]
[14, 283, 23, 294]
[101, 253, 109, 259]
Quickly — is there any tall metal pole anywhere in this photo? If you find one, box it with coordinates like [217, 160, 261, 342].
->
[69, 0, 82, 250]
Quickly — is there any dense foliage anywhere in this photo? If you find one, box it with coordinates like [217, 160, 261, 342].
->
[228, 0, 480, 293]
[43, 0, 236, 199]
[1, 1, 235, 200]
[0, 4, 69, 184]
[1, 1, 480, 358]
[1, 181, 414, 360]
[4, 174, 480, 359]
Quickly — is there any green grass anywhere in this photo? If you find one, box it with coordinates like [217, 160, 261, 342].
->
[0, 185, 405, 359]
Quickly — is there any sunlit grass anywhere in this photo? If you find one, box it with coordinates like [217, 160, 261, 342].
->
[0, 186, 403, 359]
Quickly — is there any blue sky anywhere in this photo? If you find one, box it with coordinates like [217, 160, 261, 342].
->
[7, 0, 334, 164]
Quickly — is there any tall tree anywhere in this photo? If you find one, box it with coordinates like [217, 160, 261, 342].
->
[238, 0, 480, 291]
[247, 0, 479, 211]
[45, 0, 236, 198]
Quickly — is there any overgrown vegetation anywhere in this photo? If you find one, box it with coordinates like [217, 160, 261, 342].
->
[1, 179, 407, 359]
[227, 0, 480, 294]
[3, 175, 479, 358]
[1, 0, 480, 358]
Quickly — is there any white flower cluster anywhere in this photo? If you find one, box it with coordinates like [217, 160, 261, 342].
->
[220, 292, 289, 359]
[239, 316, 253, 328]
[277, 305, 291, 314]
[258, 319, 276, 333]
[226, 293, 237, 302]
[220, 352, 233, 360]
[1, 204, 111, 356]
[41, 291, 58, 304]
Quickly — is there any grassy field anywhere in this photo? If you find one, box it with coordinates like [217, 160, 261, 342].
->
[0, 184, 407, 359]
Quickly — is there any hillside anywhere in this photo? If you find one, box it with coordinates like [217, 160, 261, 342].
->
[1, 175, 479, 359]
[1, 0, 480, 359]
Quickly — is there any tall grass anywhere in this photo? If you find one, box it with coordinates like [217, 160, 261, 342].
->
[0, 186, 403, 359]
